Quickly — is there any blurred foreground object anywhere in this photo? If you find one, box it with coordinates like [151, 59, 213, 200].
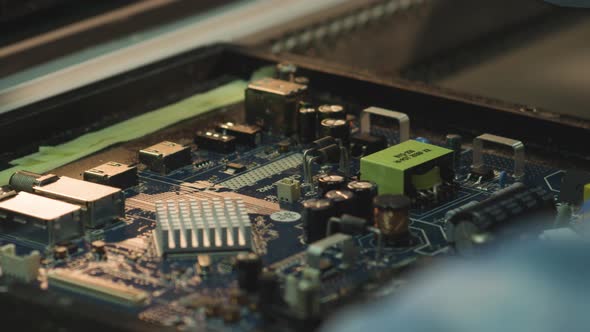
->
[323, 238, 590, 332]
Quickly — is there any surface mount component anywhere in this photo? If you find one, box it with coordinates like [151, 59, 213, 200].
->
[472, 133, 525, 179]
[10, 171, 124, 228]
[139, 141, 192, 174]
[275, 178, 301, 203]
[195, 131, 236, 153]
[360, 140, 454, 199]
[0, 244, 41, 282]
[245, 77, 307, 135]
[225, 162, 246, 175]
[153, 198, 252, 256]
[47, 269, 149, 306]
[83, 161, 138, 189]
[446, 183, 554, 256]
[360, 107, 410, 143]
[216, 122, 262, 147]
[0, 191, 82, 245]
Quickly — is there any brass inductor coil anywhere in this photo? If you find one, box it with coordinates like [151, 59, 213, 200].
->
[373, 194, 411, 242]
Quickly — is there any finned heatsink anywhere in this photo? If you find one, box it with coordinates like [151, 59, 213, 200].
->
[153, 198, 252, 256]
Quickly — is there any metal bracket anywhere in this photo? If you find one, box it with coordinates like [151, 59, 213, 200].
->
[360, 107, 410, 143]
[306, 233, 357, 270]
[472, 133, 525, 179]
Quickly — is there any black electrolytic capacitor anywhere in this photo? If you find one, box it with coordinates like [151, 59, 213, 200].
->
[302, 198, 335, 243]
[347, 181, 378, 221]
[325, 189, 356, 217]
[320, 118, 349, 144]
[235, 252, 262, 292]
[317, 174, 346, 196]
[318, 104, 345, 120]
[258, 271, 281, 316]
[298, 107, 317, 144]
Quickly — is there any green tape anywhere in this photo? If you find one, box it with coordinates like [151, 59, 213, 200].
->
[0, 80, 247, 184]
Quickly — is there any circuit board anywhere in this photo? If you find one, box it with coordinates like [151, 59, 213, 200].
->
[0, 57, 579, 331]
[0, 118, 566, 331]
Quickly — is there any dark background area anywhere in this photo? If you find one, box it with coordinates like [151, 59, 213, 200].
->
[0, 0, 235, 77]
[259, 0, 590, 119]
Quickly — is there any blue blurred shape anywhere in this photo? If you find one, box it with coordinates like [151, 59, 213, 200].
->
[498, 171, 507, 188]
[545, 0, 590, 7]
[322, 239, 590, 332]
[579, 200, 590, 215]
